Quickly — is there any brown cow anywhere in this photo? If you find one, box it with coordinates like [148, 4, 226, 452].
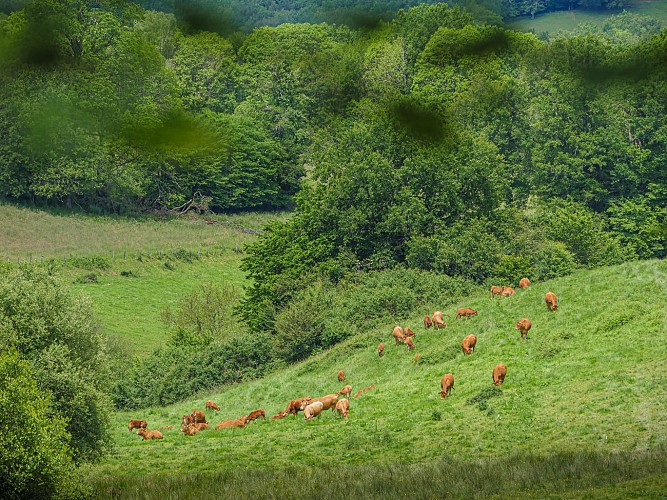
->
[545, 292, 558, 312]
[205, 400, 220, 411]
[304, 401, 324, 421]
[285, 396, 312, 416]
[515, 318, 532, 339]
[312, 394, 339, 411]
[501, 286, 516, 297]
[180, 415, 193, 432]
[136, 428, 163, 440]
[353, 390, 363, 398]
[191, 410, 207, 424]
[362, 385, 375, 393]
[337, 385, 353, 399]
[432, 311, 447, 329]
[461, 334, 477, 355]
[492, 363, 507, 386]
[424, 315, 433, 329]
[271, 411, 289, 420]
[439, 373, 454, 399]
[404, 327, 416, 337]
[215, 418, 246, 430]
[392, 326, 405, 345]
[335, 398, 350, 418]
[518, 277, 531, 289]
[490, 285, 503, 298]
[337, 370, 346, 382]
[128, 419, 147, 432]
[405, 336, 415, 351]
[194, 422, 210, 431]
[183, 424, 200, 436]
[378, 342, 385, 357]
[243, 409, 266, 424]
[456, 307, 478, 319]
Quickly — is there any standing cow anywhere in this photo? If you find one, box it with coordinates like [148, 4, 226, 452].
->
[515, 318, 532, 339]
[378, 342, 385, 357]
[461, 334, 477, 355]
[492, 364, 507, 386]
[439, 373, 454, 399]
[432, 311, 447, 329]
[423, 316, 433, 329]
[392, 326, 405, 345]
[304, 401, 324, 421]
[518, 278, 531, 289]
[545, 292, 558, 312]
[338, 370, 346, 382]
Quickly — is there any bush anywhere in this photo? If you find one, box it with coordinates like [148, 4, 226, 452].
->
[532, 241, 577, 281]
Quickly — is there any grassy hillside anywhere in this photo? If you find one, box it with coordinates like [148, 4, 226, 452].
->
[84, 259, 667, 497]
[507, 1, 667, 36]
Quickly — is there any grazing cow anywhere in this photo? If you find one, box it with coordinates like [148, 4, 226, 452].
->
[393, 326, 405, 345]
[136, 428, 163, 440]
[338, 370, 346, 382]
[461, 334, 477, 355]
[244, 409, 266, 424]
[424, 316, 433, 329]
[404, 327, 416, 337]
[490, 285, 503, 298]
[285, 396, 312, 416]
[128, 419, 147, 432]
[378, 342, 385, 357]
[413, 353, 422, 364]
[215, 418, 246, 430]
[271, 411, 289, 420]
[337, 385, 353, 399]
[335, 398, 350, 418]
[432, 311, 447, 329]
[515, 318, 532, 339]
[405, 336, 415, 351]
[191, 410, 207, 424]
[545, 292, 558, 312]
[492, 364, 507, 386]
[518, 278, 531, 289]
[304, 401, 324, 421]
[181, 415, 193, 432]
[456, 308, 478, 319]
[501, 286, 516, 297]
[205, 400, 220, 412]
[439, 373, 454, 399]
[312, 394, 339, 411]
[353, 390, 363, 398]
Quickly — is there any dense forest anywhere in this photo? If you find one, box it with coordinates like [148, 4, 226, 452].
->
[1, 1, 666, 496]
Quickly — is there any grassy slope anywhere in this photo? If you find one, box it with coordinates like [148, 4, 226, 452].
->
[84, 259, 667, 495]
[507, 1, 667, 35]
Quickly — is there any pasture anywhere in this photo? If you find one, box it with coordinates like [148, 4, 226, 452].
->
[83, 259, 667, 498]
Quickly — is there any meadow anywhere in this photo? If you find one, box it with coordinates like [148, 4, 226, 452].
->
[83, 258, 667, 498]
[507, 0, 667, 36]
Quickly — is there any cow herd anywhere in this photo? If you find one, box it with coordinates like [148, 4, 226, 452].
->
[129, 281, 558, 441]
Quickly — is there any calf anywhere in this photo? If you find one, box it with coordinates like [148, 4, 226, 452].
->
[545, 292, 558, 312]
[456, 307, 478, 319]
[404, 327, 416, 337]
[338, 370, 346, 382]
[461, 334, 477, 355]
[183, 424, 200, 436]
[518, 277, 531, 289]
[304, 401, 324, 421]
[492, 363, 507, 386]
[405, 336, 415, 351]
[337, 385, 353, 399]
[432, 311, 447, 329]
[128, 419, 147, 432]
[392, 325, 405, 345]
[215, 418, 246, 430]
[353, 390, 363, 398]
[423, 316, 433, 329]
[501, 286, 516, 297]
[490, 285, 503, 298]
[335, 398, 350, 418]
[191, 409, 207, 424]
[515, 318, 532, 339]
[440, 373, 454, 399]
[136, 428, 163, 440]
[362, 385, 375, 393]
[205, 400, 220, 412]
[180, 415, 193, 432]
[378, 342, 385, 357]
[244, 409, 266, 424]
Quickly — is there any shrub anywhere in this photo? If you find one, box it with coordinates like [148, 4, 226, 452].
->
[532, 241, 577, 281]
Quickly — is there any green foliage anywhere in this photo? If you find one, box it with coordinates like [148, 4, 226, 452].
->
[0, 349, 83, 500]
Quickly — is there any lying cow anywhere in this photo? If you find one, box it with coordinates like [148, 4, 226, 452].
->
[432, 311, 447, 329]
[545, 292, 558, 312]
[304, 401, 324, 421]
[456, 308, 478, 319]
[271, 411, 289, 420]
[335, 398, 350, 418]
[440, 373, 454, 399]
[461, 334, 477, 355]
[492, 363, 507, 386]
[501, 286, 516, 297]
[518, 277, 531, 289]
[205, 400, 220, 411]
[191, 410, 207, 424]
[490, 286, 503, 298]
[515, 318, 532, 339]
[136, 428, 163, 440]
[128, 419, 147, 432]
[243, 409, 266, 424]
[215, 418, 246, 430]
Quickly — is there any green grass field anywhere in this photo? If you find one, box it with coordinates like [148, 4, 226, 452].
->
[507, 1, 667, 36]
[83, 258, 667, 498]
